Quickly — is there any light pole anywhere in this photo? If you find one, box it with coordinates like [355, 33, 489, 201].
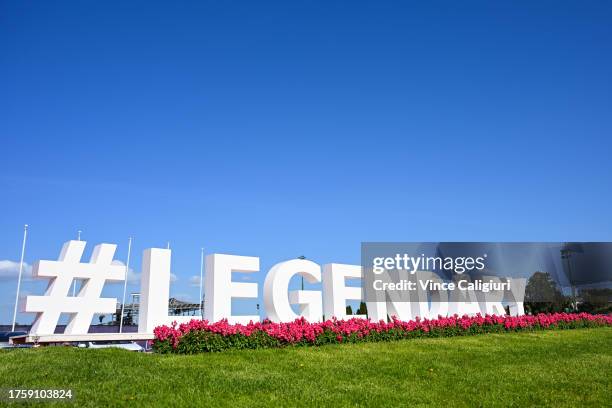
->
[199, 247, 204, 319]
[561, 247, 576, 312]
[119, 237, 132, 333]
[297, 255, 306, 290]
[11, 224, 28, 331]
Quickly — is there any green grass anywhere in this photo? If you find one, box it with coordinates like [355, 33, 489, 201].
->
[1, 328, 610, 407]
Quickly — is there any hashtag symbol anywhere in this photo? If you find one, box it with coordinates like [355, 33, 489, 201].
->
[25, 240, 125, 335]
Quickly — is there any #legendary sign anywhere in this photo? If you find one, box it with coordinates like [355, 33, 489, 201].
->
[22, 241, 612, 336]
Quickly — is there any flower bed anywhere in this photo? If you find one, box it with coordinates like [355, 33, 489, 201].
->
[152, 312, 612, 354]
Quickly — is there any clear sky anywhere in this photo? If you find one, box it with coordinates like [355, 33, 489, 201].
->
[1, 1, 611, 324]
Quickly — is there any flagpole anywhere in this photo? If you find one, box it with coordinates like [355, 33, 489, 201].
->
[11, 224, 28, 331]
[199, 247, 204, 319]
[119, 237, 132, 333]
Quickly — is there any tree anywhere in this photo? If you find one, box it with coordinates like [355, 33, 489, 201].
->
[345, 305, 353, 316]
[356, 302, 368, 317]
[578, 288, 612, 314]
[98, 315, 105, 325]
[524, 272, 569, 314]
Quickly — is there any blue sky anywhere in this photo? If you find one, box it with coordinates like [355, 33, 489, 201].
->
[1, 1, 611, 324]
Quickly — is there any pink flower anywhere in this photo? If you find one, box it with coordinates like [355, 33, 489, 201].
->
[152, 312, 612, 351]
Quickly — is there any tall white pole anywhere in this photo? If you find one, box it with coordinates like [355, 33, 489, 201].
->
[11, 224, 28, 332]
[119, 237, 132, 333]
[199, 247, 204, 319]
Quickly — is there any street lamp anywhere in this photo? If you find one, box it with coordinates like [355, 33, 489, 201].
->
[560, 247, 576, 312]
[297, 255, 306, 290]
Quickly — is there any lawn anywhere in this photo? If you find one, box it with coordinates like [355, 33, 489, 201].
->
[1, 328, 610, 407]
